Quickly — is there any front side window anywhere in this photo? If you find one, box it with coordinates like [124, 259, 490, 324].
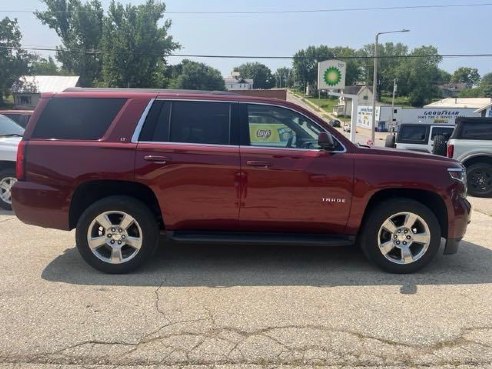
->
[246, 104, 324, 150]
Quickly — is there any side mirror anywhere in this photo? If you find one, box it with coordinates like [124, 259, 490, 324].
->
[318, 132, 335, 151]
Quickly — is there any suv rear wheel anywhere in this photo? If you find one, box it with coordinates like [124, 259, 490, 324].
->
[467, 163, 492, 197]
[0, 168, 16, 211]
[75, 196, 159, 274]
[360, 199, 441, 273]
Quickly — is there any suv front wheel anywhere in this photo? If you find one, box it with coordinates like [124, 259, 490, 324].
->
[75, 196, 159, 274]
[360, 199, 441, 273]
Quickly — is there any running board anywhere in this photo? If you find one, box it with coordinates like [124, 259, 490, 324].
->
[166, 231, 355, 247]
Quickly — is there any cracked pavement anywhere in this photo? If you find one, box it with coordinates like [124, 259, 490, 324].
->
[0, 199, 491, 369]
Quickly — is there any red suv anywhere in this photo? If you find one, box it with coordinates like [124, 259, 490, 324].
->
[12, 88, 471, 274]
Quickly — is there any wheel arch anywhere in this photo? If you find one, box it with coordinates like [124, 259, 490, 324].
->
[462, 154, 492, 168]
[360, 188, 448, 239]
[69, 180, 163, 230]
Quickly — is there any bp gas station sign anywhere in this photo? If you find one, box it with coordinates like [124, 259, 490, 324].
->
[318, 60, 346, 90]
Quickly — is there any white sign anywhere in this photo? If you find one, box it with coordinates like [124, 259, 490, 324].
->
[318, 60, 346, 90]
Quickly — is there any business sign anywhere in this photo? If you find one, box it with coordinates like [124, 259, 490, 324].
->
[399, 108, 480, 124]
[318, 60, 346, 90]
[249, 123, 293, 146]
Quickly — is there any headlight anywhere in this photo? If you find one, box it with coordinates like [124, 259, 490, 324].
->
[448, 167, 466, 183]
[448, 167, 467, 194]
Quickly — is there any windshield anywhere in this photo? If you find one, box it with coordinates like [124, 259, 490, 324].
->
[0, 114, 25, 137]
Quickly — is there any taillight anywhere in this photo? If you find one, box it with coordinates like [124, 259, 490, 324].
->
[16, 140, 27, 181]
[447, 144, 454, 158]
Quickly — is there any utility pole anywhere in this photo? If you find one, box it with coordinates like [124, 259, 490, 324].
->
[391, 79, 397, 128]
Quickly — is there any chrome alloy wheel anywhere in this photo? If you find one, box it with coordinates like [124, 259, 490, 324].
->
[377, 212, 431, 265]
[0, 176, 16, 205]
[87, 211, 143, 264]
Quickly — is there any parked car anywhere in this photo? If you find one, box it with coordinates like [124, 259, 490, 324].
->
[0, 115, 24, 210]
[447, 117, 492, 197]
[385, 123, 455, 154]
[328, 119, 341, 128]
[13, 88, 470, 274]
[0, 110, 33, 128]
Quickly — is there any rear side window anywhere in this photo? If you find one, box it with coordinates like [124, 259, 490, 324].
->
[139, 100, 231, 145]
[430, 127, 454, 140]
[459, 123, 492, 140]
[32, 98, 126, 140]
[397, 125, 428, 143]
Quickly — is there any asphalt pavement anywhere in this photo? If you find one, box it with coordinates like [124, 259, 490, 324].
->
[0, 195, 491, 368]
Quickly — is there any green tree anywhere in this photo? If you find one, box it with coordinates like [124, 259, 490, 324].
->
[479, 72, 492, 97]
[274, 67, 293, 88]
[36, 0, 104, 86]
[168, 60, 225, 91]
[235, 62, 274, 89]
[101, 0, 179, 88]
[451, 67, 480, 87]
[31, 56, 60, 75]
[0, 17, 32, 106]
[292, 45, 334, 89]
[438, 69, 452, 84]
[394, 46, 442, 106]
[359, 42, 408, 95]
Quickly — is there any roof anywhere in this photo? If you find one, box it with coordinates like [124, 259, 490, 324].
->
[64, 87, 236, 95]
[13, 75, 80, 94]
[425, 98, 492, 110]
[342, 85, 372, 96]
[224, 77, 254, 84]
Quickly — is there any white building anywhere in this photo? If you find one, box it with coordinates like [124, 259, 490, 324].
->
[12, 75, 80, 109]
[425, 98, 492, 117]
[357, 105, 481, 131]
[224, 72, 253, 91]
[333, 85, 373, 117]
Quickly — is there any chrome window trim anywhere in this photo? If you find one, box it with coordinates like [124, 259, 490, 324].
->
[242, 101, 346, 153]
[131, 98, 347, 153]
[131, 98, 155, 143]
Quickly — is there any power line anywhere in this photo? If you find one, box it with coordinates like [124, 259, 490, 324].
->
[1, 3, 492, 15]
[1, 45, 491, 60]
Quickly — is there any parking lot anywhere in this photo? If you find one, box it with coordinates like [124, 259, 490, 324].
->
[0, 197, 490, 368]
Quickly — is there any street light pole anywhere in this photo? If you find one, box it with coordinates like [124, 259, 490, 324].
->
[370, 29, 409, 144]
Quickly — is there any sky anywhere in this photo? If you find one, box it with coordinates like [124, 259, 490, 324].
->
[2, 0, 492, 77]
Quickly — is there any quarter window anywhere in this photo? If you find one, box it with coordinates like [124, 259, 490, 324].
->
[398, 125, 427, 143]
[460, 123, 492, 140]
[32, 98, 126, 140]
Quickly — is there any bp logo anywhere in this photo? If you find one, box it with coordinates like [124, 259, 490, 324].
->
[323, 66, 342, 86]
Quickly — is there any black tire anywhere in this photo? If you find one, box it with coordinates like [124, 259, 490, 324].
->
[75, 196, 159, 274]
[0, 168, 16, 211]
[467, 163, 492, 197]
[359, 199, 441, 274]
[432, 135, 448, 156]
[384, 134, 396, 148]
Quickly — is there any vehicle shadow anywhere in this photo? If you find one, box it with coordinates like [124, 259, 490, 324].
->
[42, 239, 492, 289]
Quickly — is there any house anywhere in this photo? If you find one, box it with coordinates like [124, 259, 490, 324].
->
[11, 75, 80, 109]
[425, 98, 492, 117]
[224, 71, 254, 91]
[438, 83, 467, 98]
[333, 85, 373, 117]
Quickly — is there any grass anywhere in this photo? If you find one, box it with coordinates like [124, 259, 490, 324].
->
[304, 97, 338, 114]
[379, 95, 413, 107]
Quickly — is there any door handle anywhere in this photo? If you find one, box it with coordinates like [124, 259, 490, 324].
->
[144, 155, 170, 164]
[246, 160, 271, 168]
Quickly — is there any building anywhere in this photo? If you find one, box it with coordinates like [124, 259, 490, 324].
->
[224, 71, 253, 91]
[425, 98, 492, 117]
[333, 85, 373, 117]
[11, 75, 80, 109]
[438, 83, 467, 98]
